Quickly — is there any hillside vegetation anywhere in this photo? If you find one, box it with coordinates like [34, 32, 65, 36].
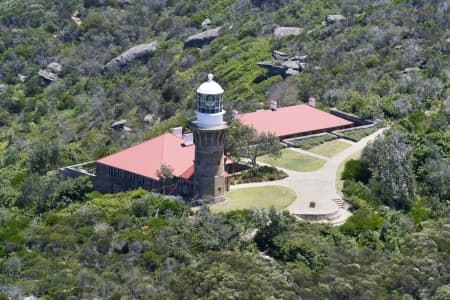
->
[0, 0, 449, 299]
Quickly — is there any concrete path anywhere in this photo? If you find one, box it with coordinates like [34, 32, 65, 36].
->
[231, 128, 386, 224]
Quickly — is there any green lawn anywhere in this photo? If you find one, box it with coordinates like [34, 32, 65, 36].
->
[341, 127, 378, 141]
[308, 139, 352, 158]
[210, 186, 296, 213]
[259, 149, 326, 172]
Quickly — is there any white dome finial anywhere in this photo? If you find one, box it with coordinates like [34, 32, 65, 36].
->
[208, 73, 214, 81]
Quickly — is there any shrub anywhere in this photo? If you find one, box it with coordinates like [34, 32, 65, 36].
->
[342, 159, 371, 184]
[143, 250, 161, 271]
[340, 209, 384, 236]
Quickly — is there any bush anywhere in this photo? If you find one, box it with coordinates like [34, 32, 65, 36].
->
[143, 250, 161, 271]
[342, 159, 371, 184]
[340, 209, 384, 237]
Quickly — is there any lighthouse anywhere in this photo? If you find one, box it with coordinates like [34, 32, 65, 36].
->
[190, 74, 228, 202]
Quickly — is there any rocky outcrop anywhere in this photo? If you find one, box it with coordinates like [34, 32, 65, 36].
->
[47, 62, 62, 74]
[273, 26, 303, 38]
[272, 50, 289, 60]
[0, 84, 8, 93]
[257, 62, 287, 76]
[184, 27, 221, 48]
[38, 69, 58, 82]
[325, 14, 346, 25]
[201, 18, 212, 29]
[104, 41, 157, 70]
[257, 50, 307, 78]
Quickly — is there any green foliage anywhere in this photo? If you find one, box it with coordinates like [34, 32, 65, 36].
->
[340, 209, 384, 237]
[225, 121, 282, 168]
[342, 159, 371, 184]
[363, 130, 415, 210]
[0, 0, 448, 298]
[230, 165, 287, 184]
[340, 126, 378, 141]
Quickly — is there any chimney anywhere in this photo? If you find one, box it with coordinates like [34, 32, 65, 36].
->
[270, 100, 277, 111]
[308, 97, 316, 107]
[172, 126, 183, 138]
[183, 132, 193, 146]
[232, 109, 239, 120]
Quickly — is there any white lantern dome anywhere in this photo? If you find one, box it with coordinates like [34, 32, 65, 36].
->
[196, 74, 224, 95]
[195, 74, 225, 128]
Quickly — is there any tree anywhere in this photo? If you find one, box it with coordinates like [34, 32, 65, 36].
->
[156, 163, 174, 195]
[225, 122, 282, 169]
[363, 130, 415, 210]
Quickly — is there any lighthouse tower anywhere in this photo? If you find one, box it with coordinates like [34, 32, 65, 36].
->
[190, 74, 228, 202]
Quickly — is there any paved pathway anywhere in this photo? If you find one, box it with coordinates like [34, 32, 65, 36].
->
[231, 128, 386, 223]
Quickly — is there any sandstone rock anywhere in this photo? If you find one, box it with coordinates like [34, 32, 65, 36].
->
[326, 14, 346, 25]
[144, 114, 160, 125]
[18, 74, 27, 82]
[257, 61, 287, 76]
[289, 55, 308, 61]
[282, 60, 300, 70]
[184, 27, 221, 48]
[285, 68, 299, 76]
[104, 41, 157, 70]
[272, 50, 289, 60]
[47, 62, 62, 74]
[112, 119, 127, 130]
[112, 239, 129, 254]
[273, 26, 303, 38]
[38, 69, 57, 81]
[201, 18, 212, 29]
[0, 84, 8, 93]
[403, 67, 421, 73]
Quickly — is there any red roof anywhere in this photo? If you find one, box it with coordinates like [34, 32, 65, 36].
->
[239, 104, 352, 138]
[97, 133, 195, 180]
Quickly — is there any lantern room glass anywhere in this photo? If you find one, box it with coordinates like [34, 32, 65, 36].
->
[197, 93, 223, 114]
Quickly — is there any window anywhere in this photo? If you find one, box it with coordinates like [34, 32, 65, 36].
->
[197, 93, 223, 114]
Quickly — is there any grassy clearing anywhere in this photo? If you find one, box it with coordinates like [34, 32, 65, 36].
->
[336, 149, 363, 191]
[308, 139, 352, 158]
[340, 127, 378, 141]
[290, 134, 335, 149]
[259, 149, 326, 172]
[229, 166, 287, 185]
[210, 186, 296, 213]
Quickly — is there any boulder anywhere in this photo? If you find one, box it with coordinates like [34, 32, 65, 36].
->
[112, 239, 129, 254]
[112, 119, 127, 130]
[326, 14, 346, 25]
[403, 67, 421, 73]
[144, 114, 160, 125]
[282, 60, 300, 71]
[285, 68, 299, 76]
[18, 74, 27, 82]
[201, 18, 212, 29]
[38, 69, 57, 81]
[289, 55, 308, 61]
[257, 61, 287, 76]
[273, 27, 303, 38]
[0, 84, 8, 93]
[47, 62, 62, 74]
[272, 50, 289, 60]
[184, 27, 221, 48]
[104, 41, 157, 70]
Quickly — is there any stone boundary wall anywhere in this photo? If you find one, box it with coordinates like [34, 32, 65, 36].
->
[329, 108, 373, 126]
[332, 124, 377, 142]
[282, 132, 336, 147]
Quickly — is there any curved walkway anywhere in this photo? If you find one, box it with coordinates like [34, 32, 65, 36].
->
[230, 128, 386, 224]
